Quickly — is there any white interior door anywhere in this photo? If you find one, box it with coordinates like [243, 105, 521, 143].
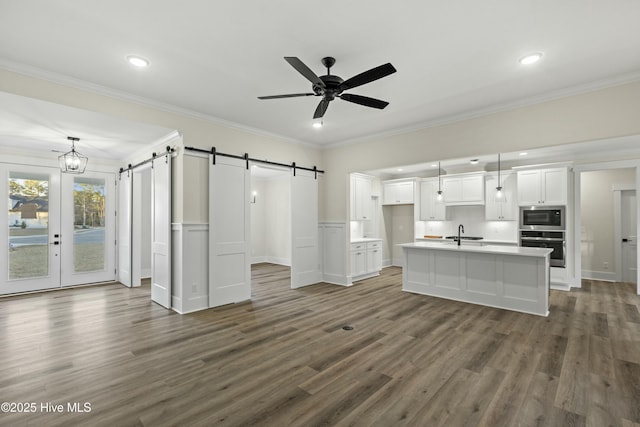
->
[117, 171, 132, 287]
[621, 190, 637, 284]
[151, 156, 172, 308]
[61, 171, 116, 286]
[209, 155, 251, 307]
[291, 169, 320, 288]
[1, 164, 61, 294]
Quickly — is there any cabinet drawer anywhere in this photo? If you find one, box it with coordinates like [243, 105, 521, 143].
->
[367, 241, 381, 249]
[350, 243, 366, 251]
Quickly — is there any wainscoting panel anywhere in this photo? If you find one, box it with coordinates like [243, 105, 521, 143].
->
[171, 223, 209, 314]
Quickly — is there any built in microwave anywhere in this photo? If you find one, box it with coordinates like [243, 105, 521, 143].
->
[519, 206, 565, 230]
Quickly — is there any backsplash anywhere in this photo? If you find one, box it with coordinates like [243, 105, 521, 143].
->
[415, 205, 518, 241]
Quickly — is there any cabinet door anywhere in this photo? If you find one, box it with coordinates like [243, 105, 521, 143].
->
[420, 180, 446, 220]
[500, 173, 518, 220]
[517, 170, 541, 205]
[396, 181, 414, 204]
[484, 174, 502, 220]
[443, 177, 462, 202]
[486, 173, 517, 220]
[354, 175, 372, 220]
[383, 182, 397, 205]
[351, 250, 367, 277]
[462, 175, 484, 203]
[541, 169, 567, 205]
[419, 180, 434, 220]
[367, 247, 382, 272]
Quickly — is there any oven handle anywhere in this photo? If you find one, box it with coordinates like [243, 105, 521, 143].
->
[520, 237, 565, 242]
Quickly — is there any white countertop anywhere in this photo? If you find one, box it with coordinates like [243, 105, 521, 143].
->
[351, 238, 383, 243]
[399, 241, 553, 258]
[415, 237, 518, 245]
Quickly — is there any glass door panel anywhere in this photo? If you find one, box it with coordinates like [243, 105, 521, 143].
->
[1, 165, 61, 295]
[73, 177, 106, 273]
[61, 171, 115, 286]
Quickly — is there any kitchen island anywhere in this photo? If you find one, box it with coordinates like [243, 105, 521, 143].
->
[399, 242, 553, 316]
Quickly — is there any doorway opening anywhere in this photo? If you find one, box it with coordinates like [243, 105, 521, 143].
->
[250, 164, 291, 289]
[578, 167, 637, 289]
[132, 165, 152, 286]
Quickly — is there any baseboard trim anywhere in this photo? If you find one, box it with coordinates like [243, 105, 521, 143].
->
[581, 270, 616, 282]
[322, 273, 351, 286]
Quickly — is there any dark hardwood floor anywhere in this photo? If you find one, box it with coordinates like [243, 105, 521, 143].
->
[1, 264, 639, 426]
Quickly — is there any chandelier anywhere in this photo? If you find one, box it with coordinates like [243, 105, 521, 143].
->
[58, 136, 88, 174]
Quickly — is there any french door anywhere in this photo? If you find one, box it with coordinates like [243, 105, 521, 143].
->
[1, 163, 116, 295]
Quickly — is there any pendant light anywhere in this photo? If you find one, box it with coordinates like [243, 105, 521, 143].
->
[495, 153, 505, 203]
[436, 161, 444, 202]
[59, 136, 88, 174]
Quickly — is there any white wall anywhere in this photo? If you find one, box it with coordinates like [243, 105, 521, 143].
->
[251, 173, 291, 265]
[581, 168, 635, 280]
[383, 204, 414, 266]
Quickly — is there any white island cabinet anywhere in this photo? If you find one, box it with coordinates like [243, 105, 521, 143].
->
[399, 242, 552, 316]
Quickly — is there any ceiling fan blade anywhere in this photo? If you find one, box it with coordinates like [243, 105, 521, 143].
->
[339, 93, 389, 109]
[284, 57, 325, 88]
[313, 99, 330, 119]
[258, 93, 315, 100]
[339, 63, 397, 91]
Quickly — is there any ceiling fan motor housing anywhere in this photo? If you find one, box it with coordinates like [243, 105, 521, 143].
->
[314, 74, 344, 100]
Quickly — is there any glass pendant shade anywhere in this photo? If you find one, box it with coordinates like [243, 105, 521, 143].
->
[59, 137, 88, 174]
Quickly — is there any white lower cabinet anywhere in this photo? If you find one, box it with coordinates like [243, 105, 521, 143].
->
[351, 240, 382, 281]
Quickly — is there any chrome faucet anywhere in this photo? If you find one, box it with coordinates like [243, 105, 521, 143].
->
[457, 224, 464, 246]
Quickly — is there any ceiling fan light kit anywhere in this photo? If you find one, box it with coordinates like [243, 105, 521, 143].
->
[258, 56, 396, 121]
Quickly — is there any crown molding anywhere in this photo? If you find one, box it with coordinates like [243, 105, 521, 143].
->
[322, 71, 640, 150]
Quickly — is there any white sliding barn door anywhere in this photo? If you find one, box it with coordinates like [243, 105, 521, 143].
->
[209, 155, 251, 307]
[117, 171, 132, 287]
[291, 169, 321, 288]
[151, 156, 172, 308]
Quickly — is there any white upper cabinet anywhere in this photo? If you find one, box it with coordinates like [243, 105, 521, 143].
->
[350, 173, 373, 220]
[383, 179, 415, 205]
[485, 172, 517, 220]
[419, 179, 447, 220]
[442, 173, 485, 205]
[517, 168, 568, 206]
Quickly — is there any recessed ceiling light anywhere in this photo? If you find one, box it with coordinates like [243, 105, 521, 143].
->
[127, 55, 149, 67]
[470, 159, 479, 164]
[519, 53, 543, 65]
[519, 152, 528, 156]
[431, 164, 438, 167]
[312, 121, 323, 129]
[397, 168, 404, 172]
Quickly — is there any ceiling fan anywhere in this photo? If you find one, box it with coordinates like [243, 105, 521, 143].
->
[258, 57, 396, 119]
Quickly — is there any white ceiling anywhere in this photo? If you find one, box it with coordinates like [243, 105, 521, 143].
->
[0, 92, 175, 161]
[1, 1, 640, 150]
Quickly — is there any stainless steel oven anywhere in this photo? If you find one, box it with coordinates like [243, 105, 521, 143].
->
[519, 230, 566, 267]
[520, 206, 565, 230]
